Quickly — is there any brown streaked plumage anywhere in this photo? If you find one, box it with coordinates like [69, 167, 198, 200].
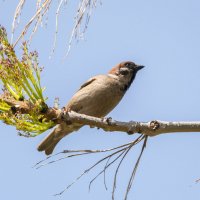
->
[37, 61, 144, 155]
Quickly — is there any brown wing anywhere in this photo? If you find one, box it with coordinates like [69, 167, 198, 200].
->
[65, 77, 97, 112]
[78, 77, 96, 90]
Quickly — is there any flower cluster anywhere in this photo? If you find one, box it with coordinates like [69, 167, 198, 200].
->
[0, 25, 55, 136]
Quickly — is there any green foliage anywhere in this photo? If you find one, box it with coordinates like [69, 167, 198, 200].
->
[0, 25, 55, 136]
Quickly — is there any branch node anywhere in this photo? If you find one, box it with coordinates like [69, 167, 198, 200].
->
[149, 120, 160, 131]
[105, 117, 112, 125]
[60, 108, 72, 125]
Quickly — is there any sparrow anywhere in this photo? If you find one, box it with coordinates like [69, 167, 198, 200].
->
[37, 61, 144, 155]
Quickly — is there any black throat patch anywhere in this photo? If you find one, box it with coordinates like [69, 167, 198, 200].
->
[120, 72, 137, 92]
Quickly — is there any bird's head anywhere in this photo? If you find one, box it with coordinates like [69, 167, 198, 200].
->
[108, 61, 144, 91]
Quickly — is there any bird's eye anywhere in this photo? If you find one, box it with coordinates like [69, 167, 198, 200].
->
[125, 63, 131, 67]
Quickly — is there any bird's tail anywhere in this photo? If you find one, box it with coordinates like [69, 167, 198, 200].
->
[37, 124, 81, 155]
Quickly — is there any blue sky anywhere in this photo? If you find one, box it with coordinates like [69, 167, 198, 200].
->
[1, 0, 200, 199]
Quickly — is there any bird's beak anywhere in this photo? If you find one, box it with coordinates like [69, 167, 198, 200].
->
[136, 65, 145, 71]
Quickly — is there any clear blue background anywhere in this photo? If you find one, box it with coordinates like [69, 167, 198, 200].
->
[0, 0, 200, 199]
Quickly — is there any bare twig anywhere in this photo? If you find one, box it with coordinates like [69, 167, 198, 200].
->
[34, 134, 147, 199]
[52, 135, 143, 196]
[12, 0, 100, 55]
[124, 136, 148, 200]
[88, 135, 144, 191]
[88, 147, 128, 191]
[50, 0, 66, 57]
[112, 140, 138, 200]
[35, 152, 91, 169]
[103, 156, 111, 190]
[53, 147, 127, 196]
[13, 0, 52, 47]
[34, 140, 136, 169]
[65, 0, 99, 56]
[29, 1, 51, 43]
[11, 0, 26, 43]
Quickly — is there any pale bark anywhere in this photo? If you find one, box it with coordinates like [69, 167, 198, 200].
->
[59, 111, 200, 136]
[3, 97, 200, 136]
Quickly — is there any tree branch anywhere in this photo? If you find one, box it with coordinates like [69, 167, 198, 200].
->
[7, 98, 200, 136]
[58, 111, 200, 136]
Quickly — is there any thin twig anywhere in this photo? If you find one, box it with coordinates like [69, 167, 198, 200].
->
[36, 152, 91, 169]
[54, 145, 130, 196]
[88, 135, 144, 191]
[29, 1, 51, 43]
[112, 141, 138, 200]
[124, 135, 148, 200]
[65, 0, 99, 56]
[88, 148, 128, 191]
[11, 0, 26, 43]
[50, 0, 65, 58]
[34, 140, 136, 168]
[12, 0, 99, 55]
[13, 0, 52, 47]
[103, 156, 111, 190]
